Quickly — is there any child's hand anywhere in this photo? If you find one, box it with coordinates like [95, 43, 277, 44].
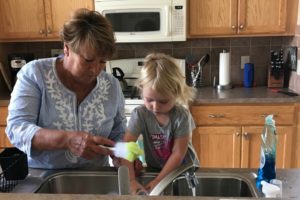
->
[134, 159, 143, 176]
[145, 178, 160, 193]
[111, 156, 121, 167]
[130, 179, 147, 195]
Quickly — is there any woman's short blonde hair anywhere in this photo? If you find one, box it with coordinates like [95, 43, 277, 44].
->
[60, 8, 116, 59]
[136, 53, 195, 106]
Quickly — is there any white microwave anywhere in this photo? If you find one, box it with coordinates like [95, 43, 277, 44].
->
[94, 0, 186, 43]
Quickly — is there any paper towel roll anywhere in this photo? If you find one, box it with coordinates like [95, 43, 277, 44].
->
[219, 51, 231, 86]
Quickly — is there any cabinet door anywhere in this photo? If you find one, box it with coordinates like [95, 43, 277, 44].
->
[45, 0, 94, 38]
[192, 126, 241, 168]
[0, 107, 12, 148]
[0, 127, 12, 148]
[188, 0, 237, 36]
[0, 0, 46, 39]
[241, 126, 292, 169]
[238, 0, 287, 34]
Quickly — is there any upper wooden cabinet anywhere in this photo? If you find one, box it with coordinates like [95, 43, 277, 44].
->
[188, 0, 297, 37]
[0, 0, 94, 41]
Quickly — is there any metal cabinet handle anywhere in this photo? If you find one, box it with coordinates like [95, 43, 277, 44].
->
[235, 132, 240, 136]
[239, 24, 244, 29]
[208, 114, 225, 118]
[231, 25, 236, 29]
[39, 29, 45, 34]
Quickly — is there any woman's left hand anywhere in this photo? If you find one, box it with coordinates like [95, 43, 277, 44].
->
[68, 132, 115, 159]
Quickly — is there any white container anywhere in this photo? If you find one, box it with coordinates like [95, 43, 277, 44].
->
[219, 50, 231, 86]
[261, 181, 281, 198]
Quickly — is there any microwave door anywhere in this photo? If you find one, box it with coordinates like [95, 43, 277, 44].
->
[104, 10, 160, 32]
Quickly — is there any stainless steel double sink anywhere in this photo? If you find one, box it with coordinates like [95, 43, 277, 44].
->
[12, 168, 263, 197]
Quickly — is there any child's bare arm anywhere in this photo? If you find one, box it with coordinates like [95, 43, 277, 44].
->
[121, 132, 146, 194]
[145, 135, 189, 192]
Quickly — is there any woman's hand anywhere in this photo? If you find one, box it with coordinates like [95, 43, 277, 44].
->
[67, 132, 115, 159]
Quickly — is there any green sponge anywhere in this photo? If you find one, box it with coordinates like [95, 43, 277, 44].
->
[99, 142, 144, 162]
[115, 142, 143, 162]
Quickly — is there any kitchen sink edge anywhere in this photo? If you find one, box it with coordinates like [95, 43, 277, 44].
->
[11, 167, 264, 198]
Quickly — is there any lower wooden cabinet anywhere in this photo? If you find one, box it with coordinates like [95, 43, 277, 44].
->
[0, 106, 12, 148]
[191, 104, 295, 169]
[192, 126, 292, 169]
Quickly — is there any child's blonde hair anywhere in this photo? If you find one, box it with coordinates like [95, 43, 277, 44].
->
[136, 53, 195, 106]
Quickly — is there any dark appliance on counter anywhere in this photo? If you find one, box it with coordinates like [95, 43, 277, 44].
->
[8, 53, 34, 85]
[283, 47, 297, 88]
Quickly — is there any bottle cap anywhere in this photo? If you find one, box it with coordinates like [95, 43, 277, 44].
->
[261, 181, 281, 198]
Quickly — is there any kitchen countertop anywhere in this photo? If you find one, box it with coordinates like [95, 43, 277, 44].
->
[193, 86, 300, 104]
[0, 89, 10, 106]
[1, 86, 299, 106]
[1, 168, 300, 200]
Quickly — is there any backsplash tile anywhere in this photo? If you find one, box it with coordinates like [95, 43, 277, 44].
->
[0, 36, 298, 88]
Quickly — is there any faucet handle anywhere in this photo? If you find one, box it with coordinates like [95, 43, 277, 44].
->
[149, 163, 198, 196]
[185, 170, 199, 189]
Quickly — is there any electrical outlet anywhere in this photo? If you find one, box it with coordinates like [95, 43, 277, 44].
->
[241, 56, 250, 69]
[51, 49, 63, 57]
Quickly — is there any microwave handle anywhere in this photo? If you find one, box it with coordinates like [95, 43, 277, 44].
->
[165, 6, 171, 36]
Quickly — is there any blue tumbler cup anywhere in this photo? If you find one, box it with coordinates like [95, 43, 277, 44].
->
[244, 63, 254, 87]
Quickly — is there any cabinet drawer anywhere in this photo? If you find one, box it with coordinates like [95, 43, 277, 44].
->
[0, 107, 8, 125]
[191, 105, 295, 126]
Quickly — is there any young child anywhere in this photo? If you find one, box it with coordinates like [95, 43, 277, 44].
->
[121, 53, 199, 194]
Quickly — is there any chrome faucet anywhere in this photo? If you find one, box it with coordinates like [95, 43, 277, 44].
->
[149, 162, 199, 196]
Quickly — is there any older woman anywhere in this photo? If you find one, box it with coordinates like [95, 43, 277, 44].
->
[6, 8, 125, 169]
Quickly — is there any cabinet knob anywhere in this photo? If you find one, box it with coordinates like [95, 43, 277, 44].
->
[239, 24, 244, 29]
[231, 25, 236, 30]
[39, 29, 45, 35]
[235, 132, 240, 136]
[208, 114, 225, 118]
[47, 27, 52, 34]
[243, 132, 249, 139]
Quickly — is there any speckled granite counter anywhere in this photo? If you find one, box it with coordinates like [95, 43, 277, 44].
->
[193, 86, 300, 104]
[1, 86, 300, 106]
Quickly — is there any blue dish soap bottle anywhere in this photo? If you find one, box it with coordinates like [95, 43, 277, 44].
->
[256, 115, 277, 189]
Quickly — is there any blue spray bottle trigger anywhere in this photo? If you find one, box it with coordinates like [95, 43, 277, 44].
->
[265, 115, 275, 126]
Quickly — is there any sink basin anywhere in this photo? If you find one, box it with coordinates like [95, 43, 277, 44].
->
[34, 171, 155, 195]
[163, 173, 258, 197]
[30, 170, 260, 197]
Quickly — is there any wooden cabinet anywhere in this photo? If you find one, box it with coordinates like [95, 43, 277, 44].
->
[0, 106, 12, 148]
[188, 0, 297, 37]
[0, 0, 94, 41]
[191, 104, 294, 169]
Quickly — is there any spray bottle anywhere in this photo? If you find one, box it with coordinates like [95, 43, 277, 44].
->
[256, 115, 277, 189]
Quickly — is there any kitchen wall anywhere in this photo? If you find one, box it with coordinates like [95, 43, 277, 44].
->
[0, 36, 298, 88]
